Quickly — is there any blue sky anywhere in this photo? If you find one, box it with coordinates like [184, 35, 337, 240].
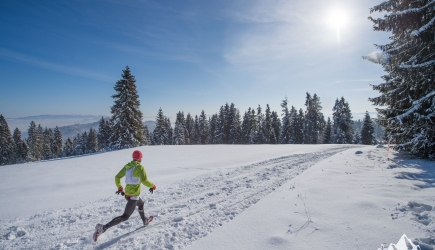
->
[0, 0, 389, 121]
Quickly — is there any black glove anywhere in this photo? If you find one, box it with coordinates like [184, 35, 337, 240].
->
[149, 185, 156, 194]
[116, 187, 125, 196]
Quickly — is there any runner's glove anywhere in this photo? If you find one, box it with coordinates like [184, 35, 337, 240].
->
[116, 187, 125, 196]
[149, 185, 156, 194]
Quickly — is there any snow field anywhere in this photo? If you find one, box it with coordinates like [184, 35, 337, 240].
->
[1, 144, 434, 250]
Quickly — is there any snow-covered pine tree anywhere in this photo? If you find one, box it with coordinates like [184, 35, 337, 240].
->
[0, 115, 14, 165]
[288, 106, 298, 144]
[109, 66, 146, 149]
[367, 0, 435, 157]
[240, 109, 252, 144]
[332, 97, 354, 144]
[174, 111, 186, 145]
[215, 105, 226, 144]
[13, 128, 28, 163]
[165, 117, 173, 145]
[323, 117, 333, 144]
[360, 111, 375, 145]
[192, 115, 200, 145]
[353, 130, 362, 144]
[72, 136, 79, 156]
[143, 125, 151, 145]
[198, 110, 209, 144]
[27, 121, 43, 161]
[271, 111, 281, 144]
[97, 117, 110, 151]
[152, 108, 167, 145]
[87, 128, 98, 153]
[263, 104, 275, 144]
[52, 126, 63, 157]
[280, 97, 291, 144]
[63, 138, 74, 157]
[43, 128, 53, 160]
[254, 105, 265, 144]
[304, 93, 325, 144]
[185, 113, 194, 145]
[208, 114, 218, 144]
[228, 103, 241, 144]
[294, 108, 305, 144]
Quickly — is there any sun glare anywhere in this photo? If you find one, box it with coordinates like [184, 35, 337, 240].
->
[326, 8, 349, 43]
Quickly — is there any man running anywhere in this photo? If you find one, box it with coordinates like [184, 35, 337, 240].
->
[93, 150, 156, 242]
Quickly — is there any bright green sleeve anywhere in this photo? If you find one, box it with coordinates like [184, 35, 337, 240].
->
[115, 167, 126, 188]
[138, 165, 154, 188]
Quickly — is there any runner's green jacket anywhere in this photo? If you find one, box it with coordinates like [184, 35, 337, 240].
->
[115, 161, 154, 197]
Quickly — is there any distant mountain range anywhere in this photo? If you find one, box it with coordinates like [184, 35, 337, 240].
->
[6, 115, 156, 140]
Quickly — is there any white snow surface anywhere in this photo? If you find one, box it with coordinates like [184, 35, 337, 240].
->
[1, 144, 434, 249]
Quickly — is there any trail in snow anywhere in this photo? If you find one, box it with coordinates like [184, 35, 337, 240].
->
[0, 146, 354, 250]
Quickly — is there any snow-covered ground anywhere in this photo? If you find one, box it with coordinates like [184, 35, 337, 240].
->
[0, 144, 434, 249]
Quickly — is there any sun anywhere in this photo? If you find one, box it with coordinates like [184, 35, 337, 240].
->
[327, 8, 348, 29]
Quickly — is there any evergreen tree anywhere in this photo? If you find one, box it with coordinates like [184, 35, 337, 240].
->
[0, 115, 14, 165]
[263, 104, 275, 144]
[43, 128, 53, 160]
[332, 97, 354, 144]
[143, 125, 151, 145]
[215, 105, 226, 144]
[208, 114, 218, 144]
[361, 111, 375, 145]
[280, 97, 291, 144]
[109, 66, 146, 149]
[165, 117, 173, 145]
[271, 111, 281, 144]
[304, 93, 325, 144]
[254, 105, 265, 144]
[323, 117, 333, 144]
[152, 108, 167, 145]
[192, 115, 200, 145]
[72, 136, 79, 156]
[173, 111, 186, 145]
[228, 103, 241, 144]
[185, 113, 194, 145]
[97, 117, 110, 151]
[52, 126, 63, 157]
[13, 128, 28, 163]
[63, 138, 74, 157]
[78, 131, 88, 154]
[87, 128, 98, 153]
[353, 130, 362, 144]
[27, 121, 43, 161]
[294, 108, 305, 144]
[288, 106, 298, 144]
[198, 110, 209, 144]
[367, 0, 435, 157]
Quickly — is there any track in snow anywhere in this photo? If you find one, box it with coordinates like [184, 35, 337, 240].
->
[0, 146, 353, 250]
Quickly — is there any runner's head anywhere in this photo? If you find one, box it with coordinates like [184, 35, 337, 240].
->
[132, 150, 143, 162]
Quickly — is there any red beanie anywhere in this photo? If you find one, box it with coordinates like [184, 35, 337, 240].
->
[132, 150, 143, 160]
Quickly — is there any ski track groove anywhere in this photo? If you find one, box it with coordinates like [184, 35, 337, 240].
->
[0, 146, 354, 250]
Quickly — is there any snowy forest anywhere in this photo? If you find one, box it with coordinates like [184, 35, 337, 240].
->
[0, 66, 379, 166]
[1, 0, 435, 165]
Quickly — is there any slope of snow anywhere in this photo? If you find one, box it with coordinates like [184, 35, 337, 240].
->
[0, 145, 434, 249]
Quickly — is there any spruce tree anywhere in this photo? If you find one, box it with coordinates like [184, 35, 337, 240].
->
[43, 128, 53, 160]
[109, 66, 146, 149]
[192, 115, 200, 145]
[87, 128, 98, 153]
[198, 110, 209, 144]
[185, 113, 194, 145]
[152, 108, 167, 145]
[27, 121, 43, 161]
[143, 125, 151, 145]
[241, 109, 252, 144]
[288, 106, 298, 144]
[332, 97, 354, 144]
[165, 117, 173, 145]
[304, 93, 325, 144]
[361, 111, 375, 145]
[367, 0, 435, 157]
[215, 105, 226, 144]
[97, 117, 110, 151]
[271, 111, 281, 144]
[254, 105, 265, 144]
[263, 104, 275, 144]
[52, 126, 63, 157]
[294, 108, 305, 144]
[13, 128, 28, 163]
[323, 117, 333, 144]
[63, 138, 74, 157]
[174, 111, 186, 145]
[280, 97, 291, 144]
[228, 103, 241, 144]
[0, 115, 14, 165]
[208, 114, 218, 144]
